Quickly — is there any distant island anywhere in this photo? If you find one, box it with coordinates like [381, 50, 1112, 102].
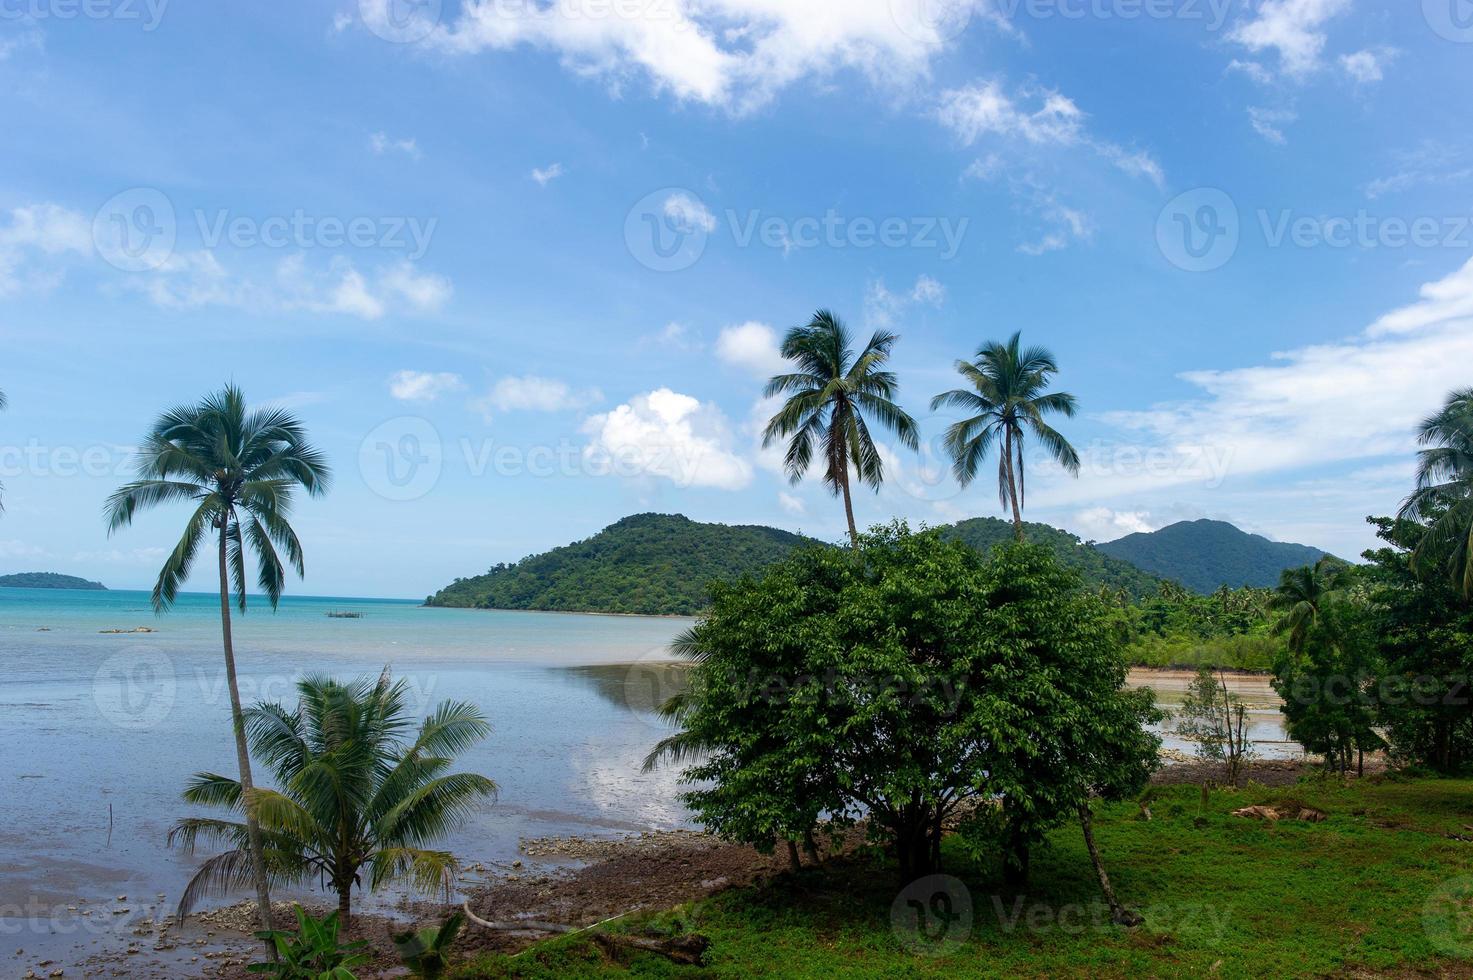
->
[426, 512, 1337, 616]
[0, 572, 108, 590]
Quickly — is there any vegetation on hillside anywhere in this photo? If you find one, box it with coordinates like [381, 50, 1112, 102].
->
[0, 572, 107, 590]
[1098, 519, 1330, 593]
[424, 514, 811, 616]
[940, 516, 1161, 598]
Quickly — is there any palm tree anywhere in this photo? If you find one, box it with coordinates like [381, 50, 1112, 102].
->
[762, 311, 919, 547]
[1400, 388, 1473, 598]
[105, 385, 329, 937]
[1269, 558, 1344, 655]
[931, 332, 1080, 541]
[169, 673, 495, 927]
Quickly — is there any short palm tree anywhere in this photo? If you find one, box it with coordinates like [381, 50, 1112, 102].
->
[931, 332, 1079, 540]
[762, 311, 919, 547]
[1269, 558, 1344, 655]
[1400, 388, 1473, 598]
[105, 385, 329, 936]
[169, 673, 497, 927]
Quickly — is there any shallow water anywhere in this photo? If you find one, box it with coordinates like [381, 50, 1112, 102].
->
[0, 587, 693, 970]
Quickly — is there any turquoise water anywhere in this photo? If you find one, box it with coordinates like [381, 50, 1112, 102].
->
[0, 587, 693, 968]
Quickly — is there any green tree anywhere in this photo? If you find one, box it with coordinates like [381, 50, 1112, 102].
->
[1400, 388, 1473, 598]
[1268, 558, 1345, 655]
[1271, 598, 1382, 776]
[647, 524, 1158, 890]
[105, 385, 330, 937]
[170, 673, 496, 927]
[1175, 666, 1254, 785]
[931, 332, 1080, 540]
[762, 311, 919, 547]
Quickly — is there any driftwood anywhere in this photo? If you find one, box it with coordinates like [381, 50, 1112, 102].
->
[462, 901, 708, 964]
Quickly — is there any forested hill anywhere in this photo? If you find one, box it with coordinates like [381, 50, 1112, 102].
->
[1097, 519, 1331, 593]
[0, 572, 107, 590]
[424, 514, 812, 616]
[938, 517, 1164, 598]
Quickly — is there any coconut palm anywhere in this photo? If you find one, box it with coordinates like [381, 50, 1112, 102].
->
[105, 385, 329, 936]
[762, 311, 919, 547]
[931, 332, 1080, 540]
[169, 673, 496, 927]
[1269, 558, 1344, 655]
[1400, 388, 1473, 599]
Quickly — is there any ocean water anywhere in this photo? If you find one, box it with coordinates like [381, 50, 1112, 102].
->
[0, 587, 693, 968]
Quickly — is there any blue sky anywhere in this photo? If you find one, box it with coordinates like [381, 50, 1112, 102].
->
[2, 0, 1472, 598]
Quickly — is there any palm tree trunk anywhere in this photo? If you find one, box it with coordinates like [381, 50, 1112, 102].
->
[217, 527, 276, 946]
[338, 886, 352, 930]
[1003, 428, 1024, 541]
[839, 463, 859, 549]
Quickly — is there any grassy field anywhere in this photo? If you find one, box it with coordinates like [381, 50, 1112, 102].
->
[451, 774, 1473, 979]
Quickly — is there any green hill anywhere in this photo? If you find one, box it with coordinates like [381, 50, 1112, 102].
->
[939, 517, 1163, 598]
[1097, 519, 1330, 594]
[425, 514, 812, 616]
[0, 572, 107, 590]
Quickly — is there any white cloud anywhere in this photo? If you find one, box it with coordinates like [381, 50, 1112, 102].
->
[936, 82, 1083, 146]
[962, 153, 1004, 183]
[1228, 0, 1351, 78]
[1247, 106, 1297, 144]
[715, 321, 786, 378]
[389, 370, 464, 401]
[1098, 145, 1166, 188]
[1365, 143, 1473, 200]
[480, 375, 603, 416]
[663, 192, 717, 233]
[1226, 59, 1275, 85]
[423, 0, 1005, 114]
[369, 131, 422, 159]
[1368, 255, 1473, 337]
[1073, 508, 1158, 542]
[866, 275, 947, 327]
[1016, 190, 1093, 256]
[531, 163, 565, 186]
[778, 491, 806, 515]
[0, 204, 91, 295]
[911, 274, 946, 306]
[641, 321, 702, 351]
[582, 388, 753, 490]
[1340, 48, 1394, 85]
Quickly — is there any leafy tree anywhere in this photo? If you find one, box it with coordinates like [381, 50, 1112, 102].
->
[394, 910, 467, 980]
[762, 311, 919, 547]
[1271, 597, 1382, 775]
[1269, 557, 1346, 655]
[647, 524, 1158, 890]
[1175, 667, 1254, 785]
[931, 332, 1079, 540]
[1400, 388, 1473, 598]
[248, 905, 369, 979]
[106, 385, 329, 938]
[169, 673, 496, 927]
[1362, 515, 1473, 771]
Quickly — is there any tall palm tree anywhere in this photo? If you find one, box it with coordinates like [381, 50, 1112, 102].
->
[105, 385, 329, 937]
[763, 311, 919, 547]
[931, 332, 1080, 540]
[169, 673, 496, 927]
[1269, 557, 1344, 655]
[1400, 388, 1473, 599]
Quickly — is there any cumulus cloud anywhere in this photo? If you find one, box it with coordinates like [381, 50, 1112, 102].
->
[582, 388, 753, 490]
[715, 322, 786, 378]
[936, 82, 1084, 146]
[1340, 49, 1394, 85]
[1073, 507, 1159, 542]
[778, 491, 806, 515]
[420, 0, 1007, 114]
[1228, 0, 1351, 78]
[865, 274, 947, 327]
[478, 375, 603, 419]
[389, 370, 464, 401]
[0, 203, 92, 295]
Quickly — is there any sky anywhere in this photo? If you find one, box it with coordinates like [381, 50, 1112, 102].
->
[1, 0, 1472, 598]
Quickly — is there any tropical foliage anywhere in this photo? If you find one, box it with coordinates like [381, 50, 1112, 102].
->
[931, 332, 1079, 539]
[0, 572, 106, 590]
[169, 672, 496, 926]
[1097, 519, 1331, 593]
[646, 524, 1159, 887]
[247, 906, 369, 979]
[1400, 388, 1473, 597]
[107, 384, 331, 937]
[762, 310, 918, 546]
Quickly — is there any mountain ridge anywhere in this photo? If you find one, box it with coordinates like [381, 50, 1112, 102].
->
[1096, 519, 1331, 593]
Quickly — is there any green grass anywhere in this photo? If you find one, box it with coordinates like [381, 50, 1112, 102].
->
[451, 775, 1473, 979]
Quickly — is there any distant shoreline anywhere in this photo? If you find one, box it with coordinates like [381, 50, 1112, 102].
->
[420, 603, 697, 622]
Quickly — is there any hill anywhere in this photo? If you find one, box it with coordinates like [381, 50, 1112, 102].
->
[425, 513, 812, 616]
[0, 572, 107, 590]
[1096, 519, 1330, 593]
[938, 517, 1163, 598]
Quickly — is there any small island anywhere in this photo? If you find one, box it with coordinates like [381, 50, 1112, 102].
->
[0, 572, 108, 591]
